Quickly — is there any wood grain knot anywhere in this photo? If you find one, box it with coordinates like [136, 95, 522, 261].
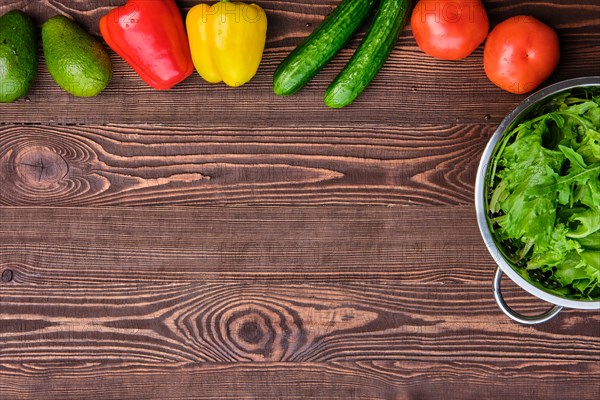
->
[0, 142, 75, 205]
[0, 129, 96, 205]
[229, 312, 274, 351]
[14, 146, 69, 187]
[181, 292, 380, 362]
[1, 269, 14, 283]
[217, 303, 302, 361]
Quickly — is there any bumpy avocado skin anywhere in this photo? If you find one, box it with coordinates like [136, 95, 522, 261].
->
[42, 15, 113, 97]
[0, 10, 38, 103]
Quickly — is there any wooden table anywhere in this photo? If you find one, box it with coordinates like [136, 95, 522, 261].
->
[1, 1, 599, 399]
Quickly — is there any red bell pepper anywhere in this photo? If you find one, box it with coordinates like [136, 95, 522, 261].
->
[99, 0, 194, 90]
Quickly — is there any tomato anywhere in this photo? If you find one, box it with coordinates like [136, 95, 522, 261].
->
[484, 16, 560, 94]
[411, 0, 489, 60]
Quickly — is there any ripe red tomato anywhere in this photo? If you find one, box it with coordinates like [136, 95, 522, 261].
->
[411, 0, 489, 60]
[484, 16, 560, 94]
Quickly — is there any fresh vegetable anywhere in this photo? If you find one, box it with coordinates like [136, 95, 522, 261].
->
[187, 0, 267, 87]
[487, 89, 600, 300]
[99, 0, 194, 90]
[43, 15, 113, 97]
[0, 10, 37, 103]
[273, 0, 376, 96]
[324, 0, 412, 108]
[411, 0, 488, 60]
[484, 15, 560, 94]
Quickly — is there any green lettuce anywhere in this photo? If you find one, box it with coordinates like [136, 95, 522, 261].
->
[487, 89, 600, 300]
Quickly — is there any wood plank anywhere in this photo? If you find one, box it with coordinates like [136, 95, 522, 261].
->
[0, 1, 597, 125]
[1, 361, 599, 400]
[0, 124, 490, 207]
[1, 280, 599, 365]
[1, 206, 598, 368]
[1, 205, 495, 282]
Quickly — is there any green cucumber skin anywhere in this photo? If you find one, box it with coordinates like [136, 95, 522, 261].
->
[273, 0, 376, 96]
[324, 0, 412, 108]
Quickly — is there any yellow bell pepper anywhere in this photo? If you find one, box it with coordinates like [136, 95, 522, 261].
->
[186, 0, 267, 87]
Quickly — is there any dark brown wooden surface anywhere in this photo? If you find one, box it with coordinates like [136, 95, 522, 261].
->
[0, 0, 599, 399]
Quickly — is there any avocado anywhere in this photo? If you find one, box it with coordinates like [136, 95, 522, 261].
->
[0, 10, 37, 103]
[42, 15, 112, 97]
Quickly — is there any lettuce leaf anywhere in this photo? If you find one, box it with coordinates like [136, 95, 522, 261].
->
[487, 89, 600, 300]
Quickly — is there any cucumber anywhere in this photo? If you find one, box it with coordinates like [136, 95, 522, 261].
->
[324, 0, 412, 108]
[273, 0, 376, 96]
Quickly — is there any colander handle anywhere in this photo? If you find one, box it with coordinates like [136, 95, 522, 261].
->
[494, 268, 563, 324]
